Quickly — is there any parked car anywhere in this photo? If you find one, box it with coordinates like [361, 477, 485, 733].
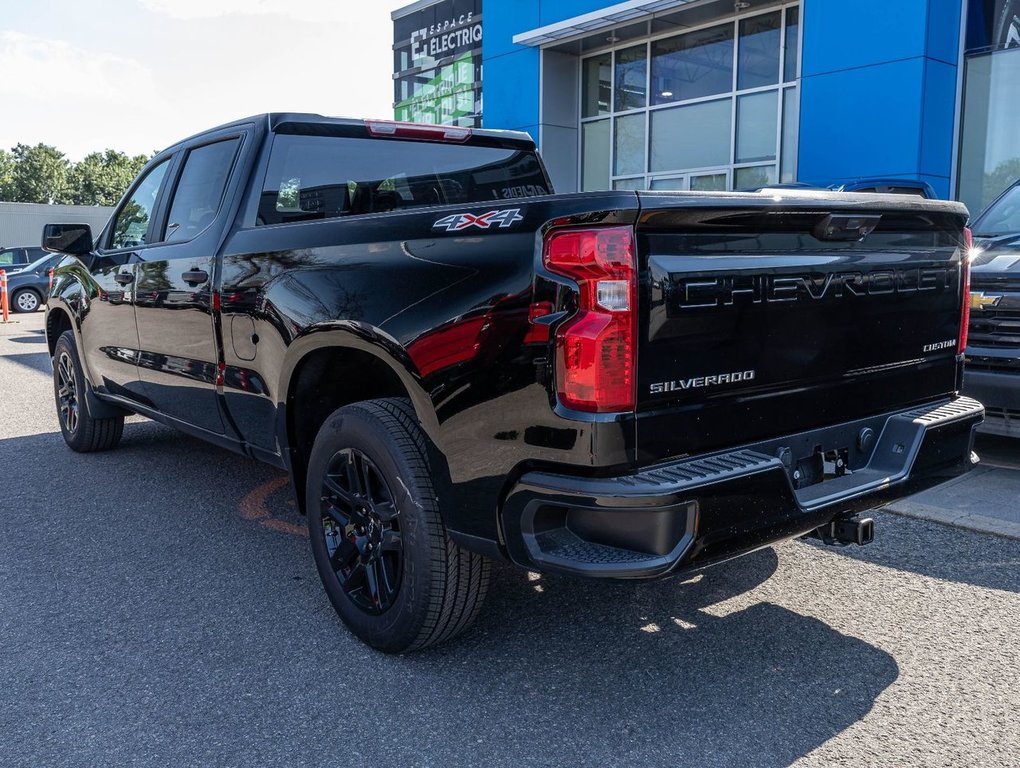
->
[834, 179, 937, 198]
[3, 251, 62, 312]
[0, 246, 49, 271]
[962, 179, 1020, 437]
[42, 114, 981, 652]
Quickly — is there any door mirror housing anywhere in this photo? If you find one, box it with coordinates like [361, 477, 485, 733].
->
[42, 223, 94, 255]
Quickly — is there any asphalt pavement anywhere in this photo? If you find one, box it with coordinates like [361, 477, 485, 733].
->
[1, 311, 1018, 767]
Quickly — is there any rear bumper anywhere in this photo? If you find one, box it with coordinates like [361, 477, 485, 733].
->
[963, 369, 1020, 438]
[499, 396, 983, 579]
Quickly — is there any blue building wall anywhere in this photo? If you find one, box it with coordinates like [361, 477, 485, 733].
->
[483, 0, 964, 197]
[798, 0, 963, 197]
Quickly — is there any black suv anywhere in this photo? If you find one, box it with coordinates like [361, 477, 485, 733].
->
[964, 180, 1020, 437]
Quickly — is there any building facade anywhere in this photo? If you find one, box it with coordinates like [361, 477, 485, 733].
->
[395, 0, 1020, 215]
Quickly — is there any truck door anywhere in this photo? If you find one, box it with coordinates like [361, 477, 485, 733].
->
[133, 135, 242, 435]
[79, 157, 173, 404]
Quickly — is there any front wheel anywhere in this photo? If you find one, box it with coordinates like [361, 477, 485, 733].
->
[53, 330, 124, 452]
[307, 398, 489, 653]
[12, 288, 41, 313]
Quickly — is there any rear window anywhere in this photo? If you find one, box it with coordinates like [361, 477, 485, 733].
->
[257, 134, 549, 226]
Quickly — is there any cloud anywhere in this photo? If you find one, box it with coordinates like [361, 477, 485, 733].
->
[0, 32, 163, 158]
[0, 31, 158, 106]
[139, 0, 352, 24]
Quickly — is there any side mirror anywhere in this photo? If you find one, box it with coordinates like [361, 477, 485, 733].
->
[43, 223, 94, 255]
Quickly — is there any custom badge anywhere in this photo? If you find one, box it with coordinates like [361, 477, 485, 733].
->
[433, 208, 523, 232]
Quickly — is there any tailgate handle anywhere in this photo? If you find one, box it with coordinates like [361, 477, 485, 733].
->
[814, 214, 881, 242]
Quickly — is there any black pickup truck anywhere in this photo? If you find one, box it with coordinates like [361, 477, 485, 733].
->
[43, 114, 983, 652]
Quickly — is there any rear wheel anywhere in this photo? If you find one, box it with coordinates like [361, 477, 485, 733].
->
[53, 330, 124, 452]
[307, 398, 489, 653]
[12, 288, 41, 313]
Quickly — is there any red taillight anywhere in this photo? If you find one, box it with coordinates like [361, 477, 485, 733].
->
[365, 120, 472, 143]
[959, 227, 972, 353]
[543, 227, 636, 412]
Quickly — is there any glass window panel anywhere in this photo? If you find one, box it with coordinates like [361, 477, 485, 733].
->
[614, 112, 646, 176]
[613, 178, 645, 190]
[110, 159, 170, 250]
[166, 139, 240, 242]
[651, 24, 734, 105]
[736, 90, 778, 163]
[784, 7, 800, 82]
[958, 49, 1020, 214]
[735, 165, 777, 189]
[780, 87, 799, 183]
[650, 176, 687, 190]
[650, 98, 732, 172]
[691, 173, 727, 191]
[615, 44, 647, 111]
[582, 119, 611, 191]
[738, 12, 781, 90]
[582, 54, 612, 118]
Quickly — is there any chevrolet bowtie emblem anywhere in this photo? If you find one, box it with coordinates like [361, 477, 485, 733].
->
[970, 292, 1003, 310]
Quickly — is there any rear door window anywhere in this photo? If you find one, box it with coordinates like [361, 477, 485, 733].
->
[164, 138, 240, 242]
[0, 249, 23, 266]
[257, 134, 549, 226]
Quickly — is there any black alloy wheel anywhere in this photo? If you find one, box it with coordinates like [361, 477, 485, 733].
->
[52, 330, 124, 452]
[306, 398, 490, 653]
[319, 447, 403, 614]
[55, 349, 79, 436]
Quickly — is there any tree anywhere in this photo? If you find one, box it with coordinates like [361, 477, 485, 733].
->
[982, 157, 1020, 210]
[7, 143, 70, 204]
[0, 149, 13, 200]
[66, 150, 149, 206]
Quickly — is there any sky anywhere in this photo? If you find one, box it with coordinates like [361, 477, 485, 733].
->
[0, 0, 411, 161]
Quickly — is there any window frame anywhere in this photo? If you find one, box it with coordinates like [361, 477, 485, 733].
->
[101, 154, 178, 254]
[576, 2, 801, 193]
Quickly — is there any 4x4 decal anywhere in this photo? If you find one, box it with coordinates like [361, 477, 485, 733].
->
[433, 208, 523, 232]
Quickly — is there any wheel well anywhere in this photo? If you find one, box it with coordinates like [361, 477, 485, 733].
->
[46, 307, 72, 356]
[287, 347, 411, 514]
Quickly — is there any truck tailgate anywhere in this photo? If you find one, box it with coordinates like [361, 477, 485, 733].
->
[634, 193, 969, 462]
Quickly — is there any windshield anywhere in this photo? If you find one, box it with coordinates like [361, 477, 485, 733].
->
[973, 183, 1020, 236]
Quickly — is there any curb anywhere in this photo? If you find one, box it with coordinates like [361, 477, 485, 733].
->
[884, 499, 1020, 541]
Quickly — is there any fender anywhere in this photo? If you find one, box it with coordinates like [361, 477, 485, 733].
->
[46, 275, 131, 421]
[275, 321, 439, 439]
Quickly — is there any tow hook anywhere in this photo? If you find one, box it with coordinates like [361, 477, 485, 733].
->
[810, 515, 875, 546]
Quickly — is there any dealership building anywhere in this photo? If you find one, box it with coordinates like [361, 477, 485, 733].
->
[394, 0, 1020, 215]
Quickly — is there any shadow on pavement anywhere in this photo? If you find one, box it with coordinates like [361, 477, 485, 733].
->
[7, 334, 46, 344]
[0, 424, 899, 767]
[811, 510, 1020, 595]
[1, 351, 53, 377]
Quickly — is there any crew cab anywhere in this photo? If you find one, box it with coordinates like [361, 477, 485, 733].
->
[42, 114, 983, 652]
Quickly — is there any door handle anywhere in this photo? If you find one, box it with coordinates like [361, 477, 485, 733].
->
[113, 272, 134, 285]
[182, 269, 209, 286]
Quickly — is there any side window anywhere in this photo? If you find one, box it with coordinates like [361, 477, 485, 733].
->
[164, 138, 240, 243]
[0, 249, 20, 266]
[110, 159, 170, 250]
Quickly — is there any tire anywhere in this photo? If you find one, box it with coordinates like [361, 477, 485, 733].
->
[12, 288, 41, 313]
[53, 330, 124, 452]
[306, 398, 489, 653]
